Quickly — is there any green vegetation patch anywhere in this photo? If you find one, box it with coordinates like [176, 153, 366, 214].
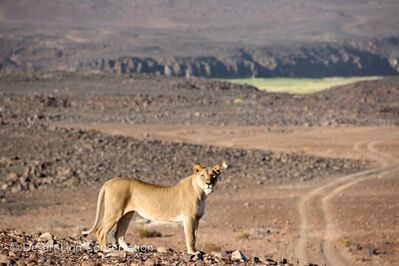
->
[222, 77, 381, 94]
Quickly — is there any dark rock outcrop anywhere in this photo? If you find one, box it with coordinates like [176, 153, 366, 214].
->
[82, 45, 399, 78]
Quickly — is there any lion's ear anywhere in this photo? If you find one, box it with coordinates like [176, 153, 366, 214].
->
[213, 161, 228, 173]
[193, 163, 204, 174]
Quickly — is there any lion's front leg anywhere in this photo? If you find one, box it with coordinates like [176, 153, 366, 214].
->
[183, 217, 197, 254]
[194, 218, 200, 239]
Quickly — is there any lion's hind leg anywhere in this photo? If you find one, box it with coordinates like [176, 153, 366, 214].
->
[96, 213, 122, 250]
[114, 211, 135, 252]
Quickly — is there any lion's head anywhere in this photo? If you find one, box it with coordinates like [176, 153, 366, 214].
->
[192, 161, 228, 195]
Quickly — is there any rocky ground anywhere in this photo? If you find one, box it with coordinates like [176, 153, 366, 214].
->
[1, 73, 399, 127]
[0, 83, 370, 200]
[0, 117, 368, 201]
[0, 230, 295, 265]
[0, 73, 398, 265]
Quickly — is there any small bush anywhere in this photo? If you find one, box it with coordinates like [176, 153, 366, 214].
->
[339, 238, 353, 247]
[136, 228, 162, 238]
[235, 231, 251, 239]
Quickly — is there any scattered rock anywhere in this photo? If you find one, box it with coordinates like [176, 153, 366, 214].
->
[10, 185, 22, 193]
[156, 246, 169, 253]
[38, 232, 54, 247]
[210, 251, 228, 259]
[231, 249, 248, 261]
[265, 258, 278, 265]
[27, 253, 38, 263]
[0, 254, 10, 265]
[365, 246, 381, 256]
[105, 251, 127, 258]
[348, 243, 361, 252]
[189, 251, 204, 261]
[6, 172, 18, 182]
[253, 256, 261, 263]
[143, 258, 156, 266]
[250, 227, 280, 238]
[63, 176, 80, 187]
[0, 229, 294, 266]
[280, 258, 288, 264]
[80, 261, 96, 266]
[38, 232, 53, 242]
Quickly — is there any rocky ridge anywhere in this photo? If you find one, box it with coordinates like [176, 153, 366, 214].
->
[82, 44, 399, 78]
[0, 123, 368, 200]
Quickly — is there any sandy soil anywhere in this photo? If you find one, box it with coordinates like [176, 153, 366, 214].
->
[61, 123, 395, 160]
[2, 124, 398, 265]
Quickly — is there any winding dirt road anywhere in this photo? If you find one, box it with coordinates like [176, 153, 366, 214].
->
[294, 136, 399, 266]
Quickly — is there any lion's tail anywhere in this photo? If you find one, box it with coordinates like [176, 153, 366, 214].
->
[82, 185, 105, 237]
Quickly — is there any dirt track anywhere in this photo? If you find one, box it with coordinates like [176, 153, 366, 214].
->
[294, 136, 399, 266]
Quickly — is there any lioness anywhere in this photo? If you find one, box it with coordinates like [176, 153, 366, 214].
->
[82, 161, 227, 254]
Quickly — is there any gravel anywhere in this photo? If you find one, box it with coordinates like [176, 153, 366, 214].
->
[0, 229, 293, 265]
[1, 73, 399, 127]
[0, 124, 368, 199]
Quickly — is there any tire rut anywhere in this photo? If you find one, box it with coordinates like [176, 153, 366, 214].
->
[294, 136, 399, 265]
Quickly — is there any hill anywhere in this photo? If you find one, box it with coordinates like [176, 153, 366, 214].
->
[1, 0, 399, 77]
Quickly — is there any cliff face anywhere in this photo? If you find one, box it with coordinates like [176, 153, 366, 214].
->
[82, 46, 399, 78]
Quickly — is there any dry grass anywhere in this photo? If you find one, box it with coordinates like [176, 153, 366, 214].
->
[86, 128, 100, 133]
[296, 147, 310, 155]
[339, 238, 353, 248]
[234, 231, 251, 239]
[136, 228, 162, 238]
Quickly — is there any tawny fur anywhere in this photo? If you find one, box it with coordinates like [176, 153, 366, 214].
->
[82, 162, 227, 254]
